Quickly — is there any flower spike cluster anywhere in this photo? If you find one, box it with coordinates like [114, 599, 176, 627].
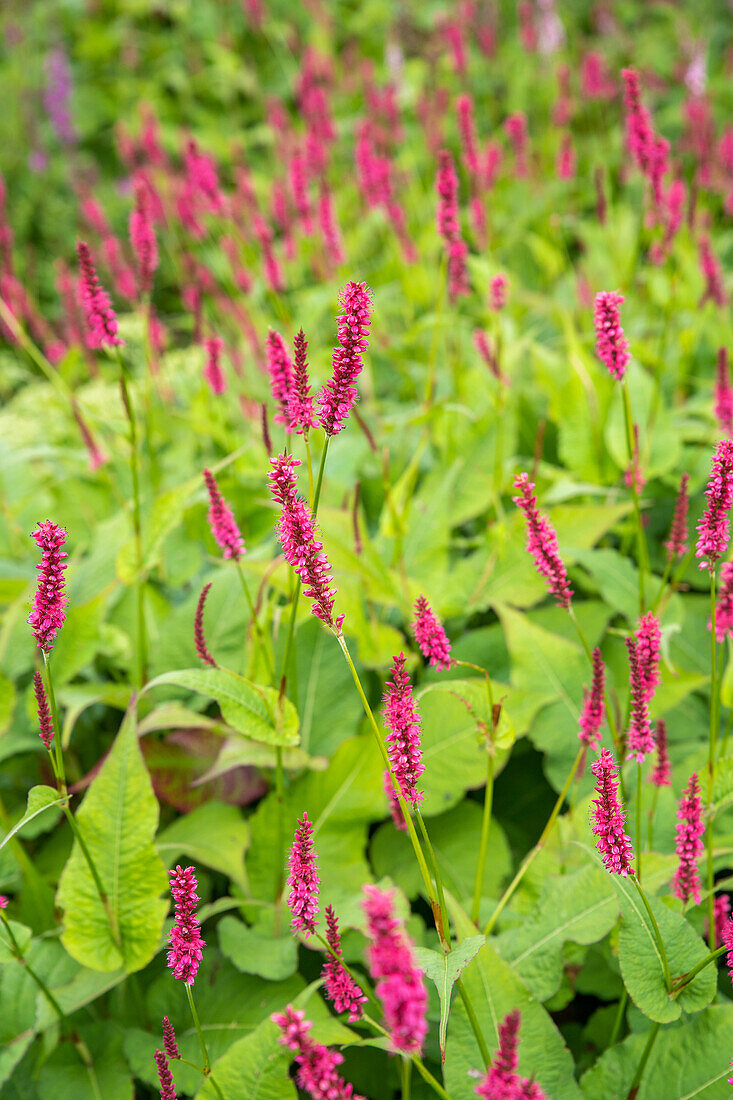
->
[435, 150, 470, 300]
[162, 1017, 180, 1061]
[650, 718, 671, 787]
[266, 330, 294, 426]
[318, 281, 373, 436]
[286, 813, 320, 936]
[269, 454, 343, 631]
[413, 595, 452, 671]
[272, 1006, 364, 1100]
[322, 906, 367, 1022]
[203, 335, 226, 395]
[33, 671, 54, 749]
[475, 1010, 547, 1100]
[593, 291, 630, 381]
[672, 773, 705, 905]
[696, 439, 733, 569]
[635, 613, 661, 704]
[194, 582, 216, 667]
[76, 240, 123, 348]
[665, 473, 689, 561]
[28, 521, 68, 651]
[578, 648, 605, 750]
[513, 473, 573, 609]
[288, 328, 318, 434]
[590, 750, 635, 877]
[713, 895, 731, 947]
[362, 884, 428, 1055]
[383, 653, 425, 807]
[167, 865, 205, 984]
[713, 562, 733, 642]
[625, 637, 655, 763]
[154, 1050, 177, 1100]
[129, 180, 158, 292]
[203, 469, 245, 561]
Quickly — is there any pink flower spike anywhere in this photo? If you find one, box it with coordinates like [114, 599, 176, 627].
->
[413, 595, 452, 671]
[266, 330, 295, 426]
[590, 749, 635, 877]
[504, 112, 529, 177]
[167, 865, 205, 984]
[665, 474, 689, 562]
[318, 281, 373, 436]
[475, 1010, 520, 1099]
[288, 329, 318, 435]
[713, 562, 733, 643]
[287, 813, 320, 937]
[699, 235, 726, 308]
[715, 349, 733, 436]
[129, 180, 158, 293]
[162, 1017, 179, 1060]
[696, 439, 733, 570]
[0, 896, 7, 908]
[203, 336, 227, 395]
[76, 241, 123, 348]
[650, 718, 671, 787]
[621, 68, 655, 174]
[154, 1050, 177, 1100]
[489, 274, 508, 312]
[513, 473, 573, 609]
[672, 773, 705, 905]
[635, 613, 661, 704]
[194, 583, 216, 668]
[272, 1006, 364, 1100]
[383, 653, 424, 807]
[203, 469, 245, 561]
[578, 648, 605, 750]
[33, 671, 54, 749]
[594, 292, 630, 381]
[362, 884, 428, 1055]
[713, 895, 731, 947]
[269, 454, 343, 632]
[322, 905, 367, 1022]
[435, 151, 470, 301]
[625, 637, 655, 763]
[28, 521, 68, 651]
[724, 917, 733, 985]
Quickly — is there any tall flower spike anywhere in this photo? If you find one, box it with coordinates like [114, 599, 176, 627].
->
[322, 905, 367, 1022]
[269, 454, 343, 631]
[162, 1017, 180, 1061]
[665, 473, 689, 561]
[203, 469, 245, 561]
[724, 916, 733, 986]
[715, 349, 733, 436]
[362, 884, 428, 1055]
[650, 718, 671, 787]
[625, 637, 655, 763]
[672, 773, 705, 905]
[288, 329, 318, 435]
[266, 330, 294, 426]
[696, 439, 733, 569]
[33, 671, 54, 749]
[413, 595, 452, 671]
[435, 150, 470, 300]
[713, 561, 733, 643]
[287, 813, 320, 937]
[167, 865, 205, 984]
[194, 582, 216, 667]
[272, 1006, 364, 1100]
[578, 647, 605, 750]
[76, 241, 123, 348]
[475, 1010, 520, 1099]
[154, 1050, 177, 1100]
[593, 292, 630, 381]
[713, 895, 731, 947]
[28, 521, 68, 651]
[203, 336, 226, 395]
[699, 235, 726, 308]
[590, 749, 635, 877]
[318, 281, 373, 436]
[129, 180, 158, 293]
[635, 613, 661, 704]
[489, 273, 508, 312]
[513, 473, 573, 609]
[383, 653, 425, 807]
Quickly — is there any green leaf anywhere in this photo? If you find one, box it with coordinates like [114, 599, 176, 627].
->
[413, 935, 485, 1061]
[116, 476, 199, 583]
[58, 683, 132, 750]
[56, 704, 168, 972]
[0, 670, 15, 734]
[48, 596, 106, 686]
[157, 801, 250, 890]
[195, 1017, 296, 1100]
[144, 667, 299, 747]
[611, 872, 716, 1022]
[572, 548, 647, 625]
[0, 786, 64, 854]
[218, 914, 298, 981]
[36, 1022, 133, 1100]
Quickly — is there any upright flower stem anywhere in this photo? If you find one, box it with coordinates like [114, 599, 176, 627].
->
[116, 353, 148, 688]
[185, 983, 225, 1098]
[625, 1021, 660, 1100]
[424, 257, 447, 408]
[707, 566, 719, 949]
[401, 1056, 411, 1100]
[0, 910, 68, 1024]
[569, 607, 624, 796]
[671, 943, 726, 994]
[361, 1013, 454, 1100]
[636, 763, 643, 883]
[632, 877, 671, 992]
[233, 560, 273, 681]
[608, 990, 628, 1047]
[621, 381, 649, 614]
[304, 433, 315, 505]
[415, 809, 451, 950]
[471, 749, 495, 926]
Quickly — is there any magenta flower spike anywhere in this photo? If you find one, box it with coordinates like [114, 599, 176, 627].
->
[266, 330, 295, 426]
[435, 150, 470, 301]
[590, 749, 635, 877]
[713, 895, 731, 947]
[513, 473, 573, 609]
[635, 613, 661, 704]
[362, 884, 428, 1055]
[413, 595, 452, 671]
[272, 1006, 364, 1100]
[699, 235, 727, 308]
[621, 68, 655, 173]
[724, 917, 733, 985]
[286, 813, 320, 937]
[489, 273, 508, 312]
[203, 468, 245, 561]
[167, 865, 205, 984]
[28, 521, 68, 651]
[383, 653, 425, 808]
[203, 336, 227, 395]
[672, 773, 705, 905]
[593, 292, 630, 381]
[154, 1050, 177, 1100]
[625, 637, 655, 763]
[0, 896, 7, 908]
[712, 561, 733, 642]
[322, 905, 367, 1022]
[194, 582, 216, 668]
[650, 718, 671, 787]
[504, 112, 529, 178]
[76, 240, 123, 348]
[318, 281, 373, 436]
[578, 647, 605, 750]
[696, 439, 733, 570]
[162, 1017, 180, 1061]
[269, 454, 343, 632]
[475, 1010, 520, 1099]
[715, 349, 733, 436]
[129, 180, 158, 293]
[288, 329, 318, 435]
[33, 671, 54, 749]
[665, 473, 689, 562]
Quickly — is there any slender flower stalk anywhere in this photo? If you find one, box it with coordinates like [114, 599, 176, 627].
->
[203, 469, 245, 561]
[578, 647, 605, 750]
[322, 905, 367, 1021]
[193, 583, 216, 667]
[167, 865, 205, 984]
[272, 1006, 364, 1100]
[696, 440, 733, 569]
[412, 595, 452, 671]
[28, 521, 68, 651]
[672, 773, 705, 905]
[76, 241, 123, 348]
[698, 235, 727, 308]
[154, 1050, 177, 1100]
[590, 750, 635, 876]
[286, 813, 320, 936]
[593, 292, 630, 381]
[318, 281, 373, 436]
[513, 473, 573, 608]
[33, 670, 55, 749]
[162, 1017, 180, 1061]
[383, 654, 425, 807]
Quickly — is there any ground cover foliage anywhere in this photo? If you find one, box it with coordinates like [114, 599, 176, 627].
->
[1, 0, 733, 1097]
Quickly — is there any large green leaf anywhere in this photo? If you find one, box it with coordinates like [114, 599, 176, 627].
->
[218, 914, 298, 981]
[56, 704, 168, 972]
[36, 1023, 133, 1100]
[116, 476, 200, 583]
[0, 786, 64, 854]
[413, 935, 485, 1061]
[157, 801, 250, 890]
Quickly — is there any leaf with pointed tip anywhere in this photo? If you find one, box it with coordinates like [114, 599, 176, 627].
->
[413, 935, 485, 1061]
[0, 786, 64, 854]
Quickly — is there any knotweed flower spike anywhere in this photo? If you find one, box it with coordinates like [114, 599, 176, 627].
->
[713, 562, 733, 642]
[162, 1017, 180, 1060]
[696, 439, 733, 569]
[269, 454, 343, 632]
[362, 884, 428, 1054]
[28, 521, 68, 651]
[724, 917, 733, 984]
[272, 1006, 364, 1100]
[0, 896, 7, 908]
[266, 330, 294, 425]
[625, 637, 655, 762]
[578, 647, 604, 750]
[33, 671, 54, 749]
[287, 812, 320, 936]
[621, 68, 655, 173]
[593, 292, 630, 381]
[288, 328, 318, 435]
[475, 1010, 548, 1100]
[413, 595, 452, 671]
[383, 653, 425, 807]
[590, 749, 635, 877]
[203, 336, 226, 395]
[513, 473, 573, 609]
[203, 469, 245, 561]
[672, 773, 705, 905]
[435, 150, 469, 300]
[76, 241, 123, 348]
[322, 905, 367, 1021]
[698, 235, 726, 307]
[713, 895, 731, 947]
[154, 1049, 177, 1100]
[318, 281, 373, 435]
[635, 613, 661, 704]
[489, 273, 508, 311]
[665, 473, 689, 561]
[167, 865, 205, 984]
[715, 349, 733, 436]
[129, 180, 158, 292]
[650, 718, 671, 787]
[194, 582, 216, 667]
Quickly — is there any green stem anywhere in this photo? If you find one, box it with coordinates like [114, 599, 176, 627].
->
[186, 984, 210, 1076]
[313, 437, 329, 512]
[568, 607, 623, 793]
[632, 877, 671, 992]
[484, 746, 584, 935]
[621, 380, 648, 614]
[636, 763, 643, 883]
[117, 357, 148, 688]
[304, 433, 315, 507]
[456, 979, 491, 1069]
[625, 1022, 660, 1100]
[608, 990, 628, 1047]
[361, 1013, 454, 1100]
[0, 911, 68, 1024]
[671, 944, 726, 995]
[234, 560, 273, 681]
[416, 809, 451, 950]
[649, 559, 671, 615]
[471, 749, 495, 925]
[42, 650, 65, 785]
[401, 1056, 411, 1100]
[273, 746, 285, 912]
[707, 566, 718, 950]
[647, 785, 660, 851]
[424, 256, 447, 407]
[493, 382, 505, 521]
